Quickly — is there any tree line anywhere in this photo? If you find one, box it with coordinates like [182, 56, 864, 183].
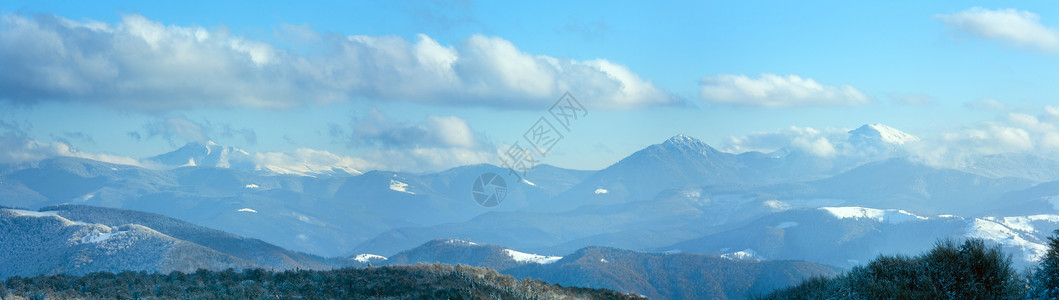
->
[759, 230, 1059, 299]
[0, 263, 642, 299]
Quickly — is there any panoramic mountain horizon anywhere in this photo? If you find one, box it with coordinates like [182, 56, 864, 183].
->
[4, 2, 1059, 298]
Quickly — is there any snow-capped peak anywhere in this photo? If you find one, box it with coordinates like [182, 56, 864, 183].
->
[848, 124, 919, 145]
[660, 134, 721, 156]
[666, 134, 697, 144]
[664, 134, 707, 148]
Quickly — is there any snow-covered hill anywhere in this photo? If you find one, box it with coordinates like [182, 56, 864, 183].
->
[1, 207, 251, 277]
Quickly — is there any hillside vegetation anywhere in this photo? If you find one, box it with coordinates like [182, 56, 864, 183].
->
[758, 239, 1025, 299]
[0, 264, 641, 299]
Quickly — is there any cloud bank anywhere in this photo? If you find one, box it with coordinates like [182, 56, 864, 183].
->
[0, 122, 140, 166]
[0, 13, 679, 112]
[700, 74, 870, 107]
[330, 110, 494, 172]
[721, 106, 1059, 173]
[936, 7, 1059, 52]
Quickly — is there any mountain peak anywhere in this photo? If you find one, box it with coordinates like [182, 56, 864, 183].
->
[148, 141, 251, 169]
[849, 124, 919, 145]
[663, 134, 709, 149]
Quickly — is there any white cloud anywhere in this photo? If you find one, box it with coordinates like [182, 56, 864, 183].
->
[333, 111, 495, 172]
[699, 74, 870, 107]
[144, 116, 210, 144]
[910, 107, 1059, 168]
[138, 116, 256, 146]
[940, 123, 1034, 155]
[721, 126, 849, 156]
[965, 98, 1009, 111]
[0, 13, 679, 111]
[723, 124, 927, 159]
[346, 110, 480, 149]
[0, 127, 140, 166]
[936, 7, 1059, 52]
[1046, 105, 1059, 117]
[426, 116, 476, 148]
[0, 117, 479, 173]
[791, 136, 838, 157]
[252, 148, 366, 175]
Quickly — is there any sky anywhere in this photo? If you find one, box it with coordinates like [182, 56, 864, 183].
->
[1, 1, 1059, 173]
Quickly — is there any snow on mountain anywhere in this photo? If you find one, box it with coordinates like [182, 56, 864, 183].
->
[837, 123, 921, 162]
[147, 142, 363, 177]
[849, 124, 919, 145]
[819, 206, 928, 223]
[251, 148, 363, 176]
[81, 231, 119, 243]
[8, 209, 60, 218]
[389, 179, 413, 194]
[720, 248, 759, 261]
[0, 207, 258, 277]
[354, 254, 387, 263]
[444, 239, 478, 246]
[988, 215, 1059, 233]
[537, 134, 758, 211]
[966, 218, 1050, 261]
[504, 249, 562, 264]
[665, 134, 708, 150]
[378, 238, 568, 271]
[147, 141, 255, 170]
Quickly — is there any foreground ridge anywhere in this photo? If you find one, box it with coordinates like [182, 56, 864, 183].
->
[0, 264, 643, 300]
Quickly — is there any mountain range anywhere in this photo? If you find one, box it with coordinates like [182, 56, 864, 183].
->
[6, 123, 1059, 298]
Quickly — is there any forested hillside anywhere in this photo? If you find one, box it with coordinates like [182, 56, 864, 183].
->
[0, 264, 641, 299]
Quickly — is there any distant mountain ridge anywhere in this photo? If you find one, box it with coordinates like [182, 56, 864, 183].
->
[507, 246, 840, 299]
[5, 124, 1059, 274]
[358, 238, 839, 300]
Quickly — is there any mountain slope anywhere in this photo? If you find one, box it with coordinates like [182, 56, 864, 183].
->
[42, 204, 333, 270]
[660, 206, 1059, 268]
[352, 185, 783, 256]
[0, 207, 255, 278]
[378, 238, 561, 271]
[505, 246, 840, 300]
[0, 156, 592, 257]
[532, 135, 761, 212]
[800, 158, 1035, 215]
[358, 238, 839, 300]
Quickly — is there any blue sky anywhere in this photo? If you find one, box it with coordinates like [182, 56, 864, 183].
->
[1, 1, 1059, 172]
